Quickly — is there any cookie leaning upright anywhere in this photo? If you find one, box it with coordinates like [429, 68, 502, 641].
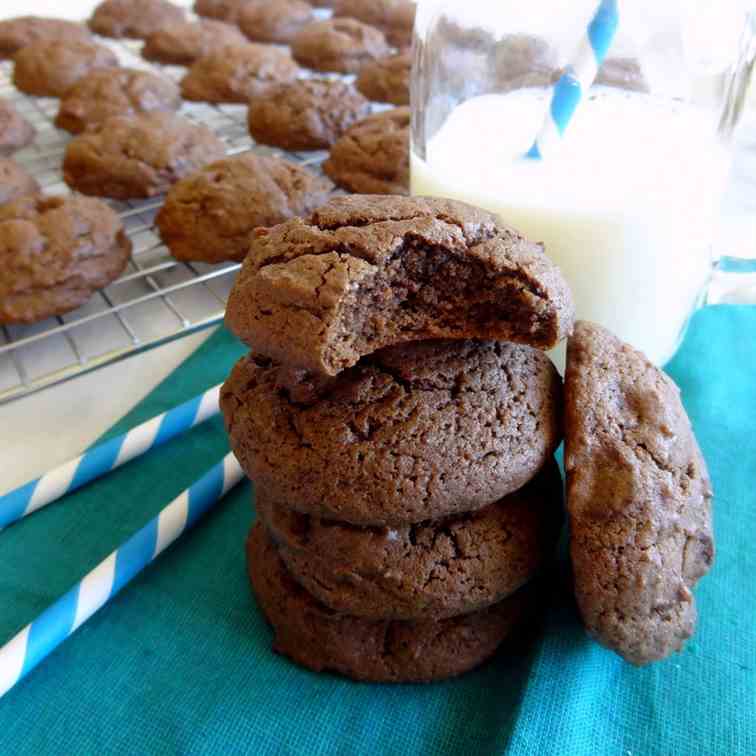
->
[225, 194, 575, 376]
[564, 320, 714, 665]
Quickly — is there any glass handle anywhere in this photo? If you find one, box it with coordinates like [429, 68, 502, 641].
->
[708, 12, 756, 306]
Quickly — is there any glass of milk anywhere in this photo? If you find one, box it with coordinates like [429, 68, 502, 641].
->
[411, 0, 756, 367]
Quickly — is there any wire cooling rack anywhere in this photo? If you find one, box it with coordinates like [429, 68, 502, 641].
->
[0, 34, 332, 405]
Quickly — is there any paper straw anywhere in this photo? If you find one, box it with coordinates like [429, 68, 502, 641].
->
[0, 453, 243, 699]
[526, 0, 619, 159]
[0, 384, 222, 530]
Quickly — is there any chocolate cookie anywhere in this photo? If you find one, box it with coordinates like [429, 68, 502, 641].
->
[494, 34, 558, 91]
[356, 51, 410, 105]
[55, 68, 181, 135]
[247, 524, 537, 683]
[323, 107, 409, 195]
[180, 45, 299, 104]
[222, 338, 563, 525]
[193, 0, 251, 23]
[247, 79, 371, 151]
[13, 40, 118, 98]
[0, 17, 91, 59]
[596, 57, 649, 93]
[333, 0, 416, 48]
[156, 153, 332, 264]
[564, 321, 714, 666]
[88, 0, 186, 39]
[225, 195, 574, 375]
[259, 458, 563, 620]
[291, 18, 391, 74]
[0, 159, 40, 206]
[63, 112, 226, 200]
[238, 0, 314, 44]
[142, 19, 247, 65]
[0, 195, 131, 325]
[0, 99, 35, 156]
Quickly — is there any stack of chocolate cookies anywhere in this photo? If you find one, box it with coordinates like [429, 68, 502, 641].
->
[220, 194, 577, 682]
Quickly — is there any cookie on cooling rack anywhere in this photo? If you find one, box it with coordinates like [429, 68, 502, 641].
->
[323, 107, 409, 194]
[238, 0, 315, 44]
[193, 0, 250, 23]
[333, 0, 416, 48]
[142, 19, 247, 66]
[248, 79, 371, 151]
[63, 112, 226, 200]
[156, 153, 332, 264]
[88, 0, 186, 40]
[0, 16, 92, 59]
[0, 98, 36, 156]
[55, 68, 181, 135]
[0, 159, 40, 207]
[0, 194, 131, 325]
[13, 40, 118, 98]
[356, 51, 410, 105]
[180, 45, 299, 104]
[291, 18, 391, 74]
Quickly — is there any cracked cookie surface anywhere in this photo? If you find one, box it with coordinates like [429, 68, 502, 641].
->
[323, 106, 409, 195]
[13, 40, 118, 98]
[0, 194, 131, 324]
[247, 523, 536, 682]
[222, 338, 563, 525]
[248, 78, 371, 151]
[258, 458, 563, 619]
[356, 51, 410, 105]
[55, 68, 180, 135]
[63, 112, 226, 200]
[156, 153, 332, 263]
[225, 194, 575, 375]
[142, 19, 246, 65]
[0, 17, 91, 59]
[89, 0, 186, 39]
[291, 18, 390, 74]
[180, 44, 299, 104]
[565, 320, 714, 665]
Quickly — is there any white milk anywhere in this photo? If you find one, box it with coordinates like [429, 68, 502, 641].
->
[411, 87, 731, 367]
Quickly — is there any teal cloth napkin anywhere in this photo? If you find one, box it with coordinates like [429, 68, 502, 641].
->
[1, 305, 754, 756]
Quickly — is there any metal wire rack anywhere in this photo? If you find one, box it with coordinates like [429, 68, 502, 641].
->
[0, 35, 332, 405]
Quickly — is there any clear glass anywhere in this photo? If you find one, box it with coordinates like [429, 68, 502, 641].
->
[411, 0, 756, 367]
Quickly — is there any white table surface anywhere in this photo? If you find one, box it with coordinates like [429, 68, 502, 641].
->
[1, 2, 754, 494]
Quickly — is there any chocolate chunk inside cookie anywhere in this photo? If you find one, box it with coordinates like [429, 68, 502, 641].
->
[564, 320, 714, 665]
[225, 194, 575, 374]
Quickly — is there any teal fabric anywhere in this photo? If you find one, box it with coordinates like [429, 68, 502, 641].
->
[1, 305, 754, 756]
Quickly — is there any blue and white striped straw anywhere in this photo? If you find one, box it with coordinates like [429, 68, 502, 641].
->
[0, 384, 222, 530]
[526, 0, 619, 159]
[0, 453, 243, 699]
